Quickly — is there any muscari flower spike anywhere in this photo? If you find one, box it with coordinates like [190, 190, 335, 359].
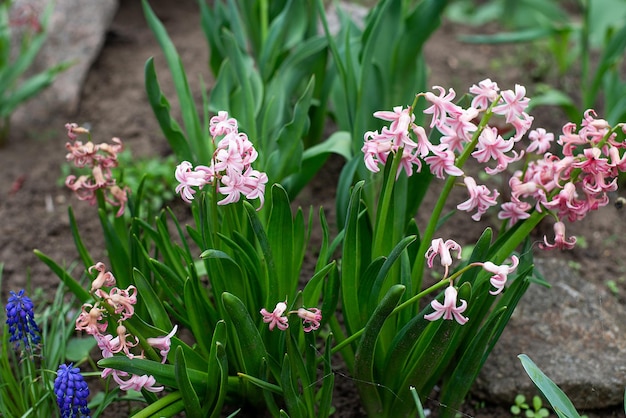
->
[5, 289, 41, 351]
[54, 363, 91, 418]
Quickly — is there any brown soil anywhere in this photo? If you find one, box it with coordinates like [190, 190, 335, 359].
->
[0, 1, 624, 417]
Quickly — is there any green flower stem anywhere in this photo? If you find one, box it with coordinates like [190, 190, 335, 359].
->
[411, 97, 500, 294]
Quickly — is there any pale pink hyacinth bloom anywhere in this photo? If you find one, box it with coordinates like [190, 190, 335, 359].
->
[481, 255, 520, 295]
[297, 308, 322, 332]
[108, 324, 139, 355]
[210, 110, 238, 137]
[147, 325, 178, 364]
[540, 221, 577, 250]
[492, 84, 530, 123]
[527, 128, 554, 154]
[424, 146, 464, 179]
[175, 112, 268, 208]
[456, 176, 500, 221]
[260, 302, 289, 331]
[498, 199, 531, 226]
[422, 86, 460, 128]
[424, 285, 469, 325]
[472, 126, 522, 175]
[469, 78, 500, 110]
[174, 161, 211, 203]
[426, 238, 462, 279]
[111, 371, 164, 393]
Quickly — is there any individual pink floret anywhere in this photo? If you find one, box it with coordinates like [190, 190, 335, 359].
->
[540, 221, 577, 250]
[480, 255, 520, 295]
[89, 262, 116, 292]
[469, 78, 500, 110]
[297, 308, 322, 332]
[424, 285, 469, 325]
[147, 325, 178, 364]
[426, 238, 462, 279]
[527, 128, 554, 154]
[456, 176, 500, 221]
[260, 302, 289, 331]
[492, 84, 530, 123]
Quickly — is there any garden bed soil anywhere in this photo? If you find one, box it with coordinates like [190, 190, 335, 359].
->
[0, 1, 624, 417]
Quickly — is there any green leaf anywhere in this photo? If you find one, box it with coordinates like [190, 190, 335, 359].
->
[33, 250, 91, 303]
[518, 354, 581, 418]
[133, 268, 172, 331]
[144, 57, 193, 163]
[354, 284, 406, 416]
[142, 0, 205, 162]
[341, 180, 365, 334]
[175, 347, 203, 417]
[222, 292, 266, 377]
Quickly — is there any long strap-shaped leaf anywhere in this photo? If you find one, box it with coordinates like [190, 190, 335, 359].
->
[354, 284, 406, 416]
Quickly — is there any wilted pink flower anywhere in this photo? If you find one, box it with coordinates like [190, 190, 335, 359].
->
[456, 176, 500, 221]
[480, 256, 520, 295]
[147, 325, 178, 364]
[96, 286, 137, 320]
[89, 262, 116, 292]
[297, 308, 322, 332]
[261, 302, 289, 331]
[75, 304, 107, 336]
[424, 285, 469, 325]
[540, 221, 577, 250]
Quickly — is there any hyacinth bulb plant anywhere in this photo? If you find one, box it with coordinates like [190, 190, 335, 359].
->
[36, 73, 626, 417]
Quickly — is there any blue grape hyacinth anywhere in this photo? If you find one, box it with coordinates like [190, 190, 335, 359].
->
[5, 289, 41, 351]
[54, 363, 91, 418]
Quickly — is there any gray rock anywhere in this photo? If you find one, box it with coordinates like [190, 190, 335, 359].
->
[11, 0, 118, 126]
[474, 258, 626, 409]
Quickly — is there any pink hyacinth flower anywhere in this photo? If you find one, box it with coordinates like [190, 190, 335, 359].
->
[527, 128, 554, 154]
[174, 161, 212, 203]
[481, 255, 520, 295]
[297, 308, 322, 332]
[147, 325, 178, 364]
[469, 78, 500, 110]
[540, 221, 577, 250]
[456, 176, 500, 221]
[261, 302, 289, 331]
[424, 285, 469, 325]
[426, 238, 462, 279]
